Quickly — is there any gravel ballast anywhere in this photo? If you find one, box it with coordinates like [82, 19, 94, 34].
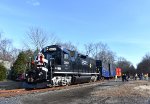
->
[1, 80, 150, 104]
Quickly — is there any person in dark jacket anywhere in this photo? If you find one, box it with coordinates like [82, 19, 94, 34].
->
[122, 74, 128, 82]
[122, 74, 125, 82]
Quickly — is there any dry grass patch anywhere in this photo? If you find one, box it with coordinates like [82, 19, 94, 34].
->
[91, 81, 150, 97]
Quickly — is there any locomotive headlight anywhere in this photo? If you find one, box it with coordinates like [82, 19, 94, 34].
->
[57, 67, 61, 70]
[39, 72, 43, 76]
[26, 74, 28, 76]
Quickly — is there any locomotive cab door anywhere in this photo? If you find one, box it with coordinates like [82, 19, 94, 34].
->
[62, 51, 70, 72]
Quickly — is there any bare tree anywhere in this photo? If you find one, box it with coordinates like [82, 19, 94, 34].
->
[116, 57, 135, 74]
[1, 39, 12, 59]
[137, 53, 150, 74]
[0, 32, 15, 61]
[84, 43, 94, 56]
[56, 41, 77, 51]
[106, 50, 116, 63]
[25, 27, 58, 51]
[0, 32, 21, 62]
[84, 42, 115, 63]
[93, 42, 108, 60]
[10, 48, 21, 62]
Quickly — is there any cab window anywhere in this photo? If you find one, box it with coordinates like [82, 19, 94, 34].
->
[64, 53, 69, 59]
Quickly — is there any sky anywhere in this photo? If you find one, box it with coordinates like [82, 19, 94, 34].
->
[0, 0, 150, 67]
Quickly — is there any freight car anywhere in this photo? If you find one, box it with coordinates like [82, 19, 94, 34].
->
[24, 45, 100, 88]
[96, 60, 116, 79]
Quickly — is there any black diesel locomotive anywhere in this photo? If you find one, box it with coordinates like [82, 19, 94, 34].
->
[24, 45, 100, 88]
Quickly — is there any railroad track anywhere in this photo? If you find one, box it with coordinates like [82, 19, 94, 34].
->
[0, 86, 65, 97]
[0, 80, 106, 98]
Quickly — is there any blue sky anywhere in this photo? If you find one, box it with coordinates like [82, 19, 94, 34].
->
[0, 0, 150, 67]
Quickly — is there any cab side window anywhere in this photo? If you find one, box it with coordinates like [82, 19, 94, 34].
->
[64, 53, 69, 60]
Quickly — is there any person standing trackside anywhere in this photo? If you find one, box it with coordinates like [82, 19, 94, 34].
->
[122, 74, 125, 82]
[115, 75, 118, 82]
[135, 73, 138, 80]
[146, 73, 149, 81]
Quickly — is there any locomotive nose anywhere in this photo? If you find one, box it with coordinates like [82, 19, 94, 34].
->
[26, 74, 34, 83]
[26, 71, 36, 83]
